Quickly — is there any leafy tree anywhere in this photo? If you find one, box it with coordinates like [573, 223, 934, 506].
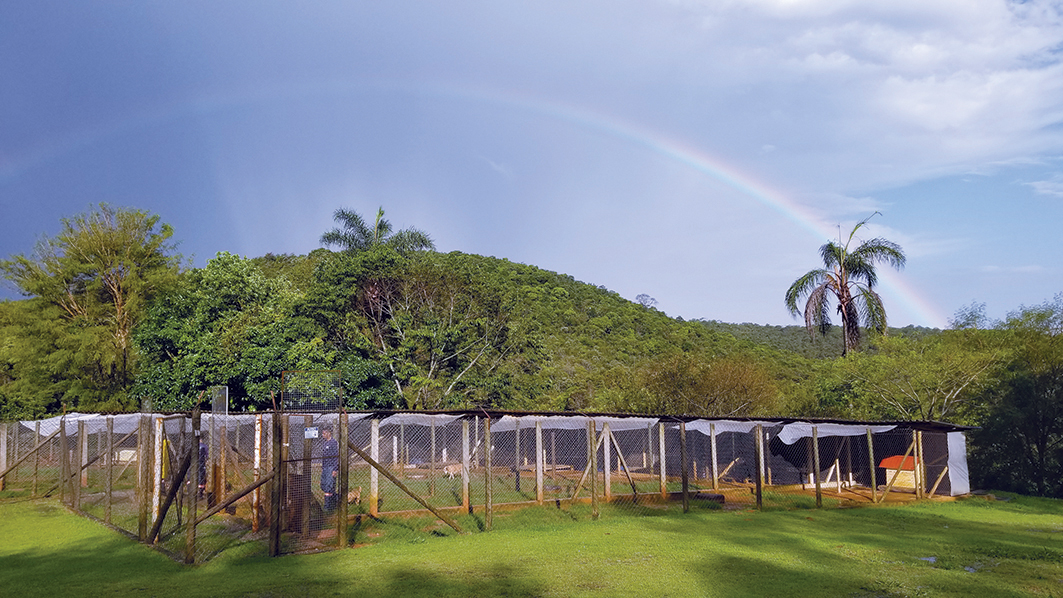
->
[0, 204, 179, 409]
[969, 295, 1063, 497]
[133, 252, 359, 411]
[837, 333, 1003, 422]
[785, 213, 906, 356]
[320, 206, 434, 254]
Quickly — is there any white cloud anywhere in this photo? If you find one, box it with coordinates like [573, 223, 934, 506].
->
[1027, 174, 1063, 198]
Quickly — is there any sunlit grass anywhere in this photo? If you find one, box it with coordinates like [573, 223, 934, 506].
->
[2, 493, 1062, 597]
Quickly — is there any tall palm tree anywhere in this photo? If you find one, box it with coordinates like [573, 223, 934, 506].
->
[320, 206, 435, 253]
[785, 213, 906, 356]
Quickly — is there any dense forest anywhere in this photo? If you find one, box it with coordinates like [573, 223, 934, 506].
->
[1, 204, 1061, 498]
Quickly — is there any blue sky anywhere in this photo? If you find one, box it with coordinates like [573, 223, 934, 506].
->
[2, 0, 1062, 327]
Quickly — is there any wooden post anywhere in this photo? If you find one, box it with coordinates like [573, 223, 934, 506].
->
[647, 423, 654, 478]
[754, 424, 764, 510]
[153, 417, 163, 525]
[658, 423, 667, 498]
[485, 416, 493, 531]
[370, 419, 380, 516]
[220, 423, 230, 504]
[588, 419, 598, 520]
[137, 415, 151, 539]
[105, 417, 113, 523]
[80, 420, 89, 489]
[461, 419, 470, 513]
[916, 431, 925, 499]
[73, 420, 84, 511]
[602, 422, 612, 502]
[680, 421, 689, 513]
[59, 417, 69, 505]
[187, 409, 201, 564]
[33, 421, 41, 496]
[710, 422, 719, 491]
[813, 426, 822, 508]
[337, 413, 349, 548]
[429, 419, 437, 497]
[268, 411, 283, 557]
[513, 418, 521, 493]
[535, 421, 544, 505]
[866, 428, 877, 504]
[835, 458, 842, 493]
[0, 422, 7, 492]
[253, 414, 262, 532]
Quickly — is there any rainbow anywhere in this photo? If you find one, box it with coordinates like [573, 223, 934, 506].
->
[1, 78, 950, 327]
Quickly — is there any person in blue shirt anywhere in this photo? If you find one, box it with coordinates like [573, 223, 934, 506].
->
[320, 427, 339, 512]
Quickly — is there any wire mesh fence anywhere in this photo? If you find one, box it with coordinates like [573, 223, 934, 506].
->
[0, 411, 970, 562]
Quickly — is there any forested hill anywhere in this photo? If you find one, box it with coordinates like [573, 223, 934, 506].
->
[697, 320, 941, 360]
[2, 245, 806, 417]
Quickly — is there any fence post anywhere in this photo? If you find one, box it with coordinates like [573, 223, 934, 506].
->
[269, 411, 282, 557]
[105, 417, 113, 523]
[588, 419, 598, 520]
[602, 422, 611, 503]
[866, 428, 876, 504]
[754, 424, 764, 510]
[0, 422, 7, 492]
[535, 421, 544, 505]
[813, 426, 822, 508]
[34, 421, 41, 496]
[337, 412, 348, 548]
[59, 416, 68, 505]
[429, 419, 436, 497]
[513, 418, 521, 493]
[916, 430, 925, 499]
[710, 422, 718, 491]
[73, 420, 85, 511]
[461, 419, 470, 513]
[187, 409, 201, 564]
[658, 423, 667, 498]
[80, 420, 89, 489]
[253, 414, 262, 532]
[153, 417, 163, 525]
[370, 419, 379, 517]
[485, 416, 493, 531]
[680, 421, 689, 513]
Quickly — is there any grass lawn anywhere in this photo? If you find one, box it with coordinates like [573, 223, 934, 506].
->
[2, 494, 1062, 597]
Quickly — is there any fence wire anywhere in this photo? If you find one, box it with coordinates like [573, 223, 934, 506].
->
[0, 413, 966, 562]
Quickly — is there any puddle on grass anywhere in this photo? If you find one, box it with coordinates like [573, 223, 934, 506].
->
[918, 557, 937, 564]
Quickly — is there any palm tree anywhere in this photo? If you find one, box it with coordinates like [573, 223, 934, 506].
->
[785, 213, 906, 356]
[320, 207, 435, 253]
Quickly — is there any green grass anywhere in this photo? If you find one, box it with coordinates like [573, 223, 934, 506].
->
[2, 493, 1063, 597]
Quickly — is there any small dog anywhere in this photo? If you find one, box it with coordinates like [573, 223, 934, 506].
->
[347, 486, 361, 505]
[443, 463, 463, 479]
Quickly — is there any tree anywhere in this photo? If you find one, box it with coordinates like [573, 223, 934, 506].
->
[969, 295, 1063, 497]
[838, 333, 1003, 422]
[320, 206, 434, 254]
[0, 204, 179, 409]
[785, 213, 906, 356]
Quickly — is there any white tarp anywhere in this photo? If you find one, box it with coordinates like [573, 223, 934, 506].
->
[775, 422, 897, 445]
[378, 413, 460, 428]
[685, 419, 778, 436]
[487, 415, 659, 433]
[947, 431, 970, 496]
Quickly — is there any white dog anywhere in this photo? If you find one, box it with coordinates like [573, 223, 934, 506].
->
[443, 463, 463, 479]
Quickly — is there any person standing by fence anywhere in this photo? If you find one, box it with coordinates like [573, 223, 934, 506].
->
[320, 427, 339, 512]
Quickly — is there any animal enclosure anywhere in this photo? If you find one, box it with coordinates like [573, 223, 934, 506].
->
[0, 411, 971, 562]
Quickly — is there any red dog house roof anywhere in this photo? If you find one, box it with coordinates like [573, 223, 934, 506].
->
[879, 455, 921, 470]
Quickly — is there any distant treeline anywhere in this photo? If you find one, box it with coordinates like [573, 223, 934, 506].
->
[2, 205, 1062, 498]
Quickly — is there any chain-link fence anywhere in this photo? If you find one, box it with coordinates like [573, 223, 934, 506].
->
[0, 412, 971, 562]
